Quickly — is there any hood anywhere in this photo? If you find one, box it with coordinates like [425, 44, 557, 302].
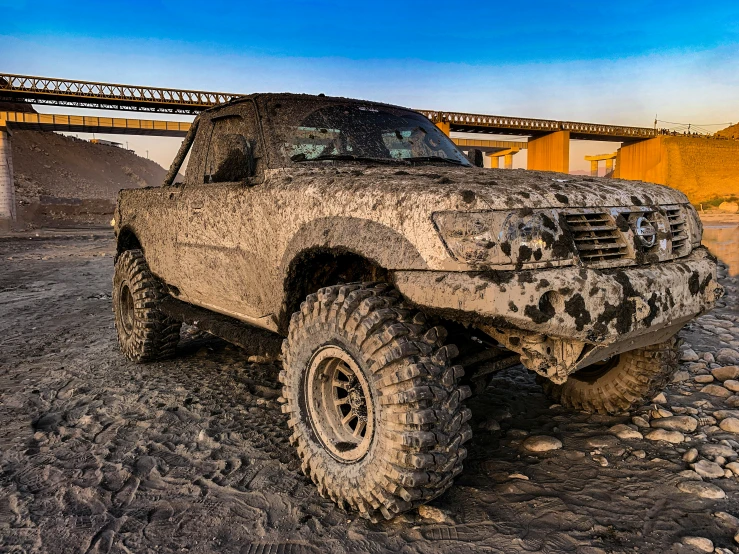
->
[272, 164, 688, 210]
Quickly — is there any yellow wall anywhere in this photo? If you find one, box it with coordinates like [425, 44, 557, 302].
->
[615, 136, 739, 204]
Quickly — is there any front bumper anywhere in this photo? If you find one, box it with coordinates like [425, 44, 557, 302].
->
[393, 247, 723, 381]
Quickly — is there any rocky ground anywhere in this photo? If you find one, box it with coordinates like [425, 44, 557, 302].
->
[1, 236, 738, 553]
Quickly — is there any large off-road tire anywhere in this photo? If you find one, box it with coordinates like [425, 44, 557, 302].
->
[540, 338, 679, 415]
[113, 249, 181, 362]
[279, 282, 472, 521]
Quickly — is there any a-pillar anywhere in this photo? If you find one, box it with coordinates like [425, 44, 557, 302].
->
[590, 160, 599, 177]
[527, 130, 570, 173]
[0, 123, 15, 231]
[435, 121, 450, 136]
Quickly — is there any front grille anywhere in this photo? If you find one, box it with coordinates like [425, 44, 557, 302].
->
[564, 211, 628, 262]
[665, 206, 689, 253]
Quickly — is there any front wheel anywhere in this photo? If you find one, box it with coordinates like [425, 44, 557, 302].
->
[279, 283, 472, 521]
[540, 338, 679, 414]
[113, 249, 181, 362]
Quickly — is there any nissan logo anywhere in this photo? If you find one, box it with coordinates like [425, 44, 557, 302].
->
[634, 216, 657, 248]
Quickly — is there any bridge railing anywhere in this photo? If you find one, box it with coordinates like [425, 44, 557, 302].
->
[0, 73, 242, 113]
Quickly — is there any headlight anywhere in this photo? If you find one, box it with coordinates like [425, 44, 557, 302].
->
[432, 210, 574, 268]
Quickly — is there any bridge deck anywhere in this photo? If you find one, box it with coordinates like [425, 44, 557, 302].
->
[1, 72, 656, 141]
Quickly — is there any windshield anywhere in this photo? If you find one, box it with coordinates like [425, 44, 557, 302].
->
[262, 97, 471, 167]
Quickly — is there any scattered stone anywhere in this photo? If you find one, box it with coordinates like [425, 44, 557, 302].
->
[717, 349, 739, 365]
[586, 435, 620, 449]
[727, 396, 739, 408]
[714, 410, 739, 421]
[632, 416, 650, 428]
[699, 444, 737, 459]
[608, 424, 643, 440]
[725, 380, 739, 393]
[683, 448, 699, 463]
[508, 429, 529, 439]
[418, 505, 455, 524]
[701, 384, 732, 398]
[651, 408, 673, 419]
[592, 454, 608, 467]
[677, 470, 702, 481]
[652, 392, 668, 404]
[714, 511, 739, 528]
[713, 366, 739, 382]
[725, 469, 733, 478]
[480, 419, 500, 432]
[522, 435, 562, 452]
[719, 418, 739, 434]
[677, 480, 726, 499]
[632, 450, 646, 459]
[681, 348, 700, 362]
[645, 429, 685, 444]
[726, 462, 739, 476]
[681, 536, 713, 552]
[694, 375, 714, 384]
[735, 530, 739, 546]
[703, 353, 716, 364]
[650, 416, 698, 433]
[508, 473, 529, 480]
[693, 460, 725, 479]
[672, 370, 690, 383]
[715, 456, 727, 466]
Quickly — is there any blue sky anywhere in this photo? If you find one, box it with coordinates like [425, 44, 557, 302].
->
[3, 0, 739, 170]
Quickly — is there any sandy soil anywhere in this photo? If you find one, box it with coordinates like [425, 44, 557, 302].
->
[1, 236, 739, 554]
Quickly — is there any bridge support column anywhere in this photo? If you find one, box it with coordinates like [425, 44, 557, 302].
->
[590, 160, 599, 177]
[527, 131, 570, 173]
[605, 158, 614, 175]
[435, 121, 450, 136]
[487, 148, 519, 169]
[0, 125, 15, 231]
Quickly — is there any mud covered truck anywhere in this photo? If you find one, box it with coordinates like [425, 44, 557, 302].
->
[112, 93, 723, 520]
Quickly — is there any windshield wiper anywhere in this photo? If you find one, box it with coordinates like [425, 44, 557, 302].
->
[294, 154, 398, 164]
[405, 156, 467, 166]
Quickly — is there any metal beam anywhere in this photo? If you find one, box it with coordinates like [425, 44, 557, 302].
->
[419, 110, 656, 142]
[0, 73, 241, 115]
[0, 111, 191, 137]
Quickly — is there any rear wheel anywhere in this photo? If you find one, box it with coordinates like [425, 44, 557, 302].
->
[280, 283, 472, 521]
[540, 338, 679, 414]
[113, 249, 181, 362]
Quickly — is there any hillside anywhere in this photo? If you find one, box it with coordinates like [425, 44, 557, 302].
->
[12, 130, 169, 204]
[715, 122, 739, 140]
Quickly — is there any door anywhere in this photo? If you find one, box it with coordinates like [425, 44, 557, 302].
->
[174, 104, 268, 324]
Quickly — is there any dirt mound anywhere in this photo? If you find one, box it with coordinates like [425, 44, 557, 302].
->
[715, 122, 739, 140]
[12, 130, 168, 204]
[10, 130, 171, 228]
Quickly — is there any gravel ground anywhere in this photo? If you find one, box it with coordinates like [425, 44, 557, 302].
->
[1, 236, 738, 554]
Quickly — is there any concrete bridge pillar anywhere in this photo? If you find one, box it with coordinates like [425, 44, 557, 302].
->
[527, 130, 570, 173]
[590, 160, 599, 177]
[0, 125, 15, 230]
[605, 158, 614, 175]
[487, 148, 519, 169]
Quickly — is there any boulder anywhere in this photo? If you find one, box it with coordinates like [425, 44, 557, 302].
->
[713, 366, 739, 382]
[522, 435, 562, 452]
[650, 416, 698, 433]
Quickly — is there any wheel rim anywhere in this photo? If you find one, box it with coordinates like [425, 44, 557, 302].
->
[120, 283, 135, 335]
[305, 345, 375, 463]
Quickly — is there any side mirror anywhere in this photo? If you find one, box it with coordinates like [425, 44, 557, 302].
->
[208, 133, 255, 183]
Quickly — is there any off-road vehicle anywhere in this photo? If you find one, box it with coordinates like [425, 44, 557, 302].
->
[112, 93, 723, 520]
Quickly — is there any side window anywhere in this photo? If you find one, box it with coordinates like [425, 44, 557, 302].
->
[203, 115, 253, 183]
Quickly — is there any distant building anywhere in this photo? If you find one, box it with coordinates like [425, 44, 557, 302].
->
[90, 139, 123, 148]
